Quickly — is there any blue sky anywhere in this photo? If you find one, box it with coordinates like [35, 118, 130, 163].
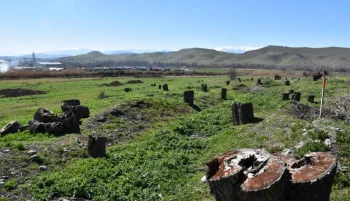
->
[1, 0, 349, 55]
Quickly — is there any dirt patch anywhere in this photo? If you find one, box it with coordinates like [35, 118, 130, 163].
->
[101, 81, 123, 86]
[125, 80, 143, 84]
[0, 88, 46, 98]
[85, 99, 190, 146]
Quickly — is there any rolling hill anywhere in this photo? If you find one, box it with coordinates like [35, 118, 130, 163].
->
[59, 46, 350, 71]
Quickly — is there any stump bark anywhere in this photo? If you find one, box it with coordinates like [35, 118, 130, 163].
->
[124, 88, 132, 92]
[202, 84, 208, 92]
[282, 93, 289, 100]
[162, 84, 168, 91]
[307, 95, 315, 103]
[75, 105, 90, 119]
[0, 121, 21, 136]
[207, 149, 288, 201]
[292, 92, 301, 102]
[184, 91, 194, 105]
[238, 78, 241, 83]
[158, 85, 162, 89]
[286, 152, 337, 201]
[285, 80, 290, 86]
[221, 88, 227, 100]
[34, 108, 56, 123]
[232, 103, 254, 125]
[226, 81, 231, 85]
[256, 78, 262, 85]
[87, 136, 107, 158]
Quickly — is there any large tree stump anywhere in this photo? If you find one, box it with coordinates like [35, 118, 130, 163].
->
[61, 99, 80, 112]
[285, 80, 290, 86]
[286, 152, 337, 201]
[0, 121, 21, 136]
[87, 136, 107, 158]
[274, 74, 281, 80]
[184, 91, 194, 105]
[163, 84, 168, 91]
[282, 93, 289, 100]
[75, 105, 90, 119]
[202, 84, 208, 92]
[207, 149, 288, 201]
[307, 95, 315, 103]
[221, 88, 227, 100]
[226, 81, 230, 85]
[292, 92, 301, 102]
[28, 121, 63, 135]
[232, 103, 254, 125]
[33, 108, 56, 123]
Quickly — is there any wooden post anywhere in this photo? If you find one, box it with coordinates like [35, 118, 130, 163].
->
[319, 77, 326, 118]
[221, 88, 227, 100]
[184, 91, 194, 105]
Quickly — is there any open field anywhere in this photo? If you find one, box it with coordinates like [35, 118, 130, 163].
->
[0, 75, 350, 201]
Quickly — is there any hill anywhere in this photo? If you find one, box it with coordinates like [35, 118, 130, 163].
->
[59, 46, 350, 71]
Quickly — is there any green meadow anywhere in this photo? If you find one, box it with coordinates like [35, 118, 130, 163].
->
[0, 75, 349, 201]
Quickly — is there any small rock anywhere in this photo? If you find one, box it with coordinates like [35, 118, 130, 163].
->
[0, 181, 5, 185]
[302, 128, 306, 131]
[39, 166, 48, 171]
[324, 139, 332, 147]
[28, 150, 37, 156]
[3, 149, 10, 153]
[30, 154, 41, 162]
[295, 141, 305, 149]
[1, 176, 9, 180]
[0, 179, 5, 183]
[201, 175, 208, 183]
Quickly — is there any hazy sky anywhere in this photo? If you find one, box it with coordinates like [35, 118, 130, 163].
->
[1, 0, 349, 55]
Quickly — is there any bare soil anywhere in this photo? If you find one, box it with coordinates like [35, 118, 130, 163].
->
[0, 88, 46, 98]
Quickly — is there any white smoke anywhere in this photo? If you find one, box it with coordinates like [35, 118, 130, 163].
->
[0, 60, 19, 73]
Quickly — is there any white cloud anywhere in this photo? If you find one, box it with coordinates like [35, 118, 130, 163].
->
[214, 46, 264, 53]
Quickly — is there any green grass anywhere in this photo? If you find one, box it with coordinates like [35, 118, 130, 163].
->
[0, 75, 350, 200]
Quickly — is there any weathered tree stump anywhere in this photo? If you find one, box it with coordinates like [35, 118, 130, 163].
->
[206, 149, 288, 201]
[124, 88, 132, 92]
[285, 80, 290, 86]
[61, 99, 80, 112]
[274, 74, 281, 80]
[163, 84, 168, 91]
[28, 120, 63, 135]
[292, 92, 301, 102]
[238, 78, 241, 83]
[282, 93, 289, 100]
[202, 84, 208, 92]
[313, 73, 322, 81]
[226, 81, 230, 85]
[184, 91, 194, 105]
[0, 121, 21, 136]
[221, 88, 227, 100]
[158, 85, 162, 89]
[232, 103, 255, 125]
[251, 78, 254, 81]
[256, 78, 262, 85]
[59, 111, 80, 133]
[307, 95, 315, 103]
[75, 105, 90, 119]
[33, 108, 56, 123]
[289, 90, 295, 94]
[286, 152, 337, 201]
[87, 136, 107, 158]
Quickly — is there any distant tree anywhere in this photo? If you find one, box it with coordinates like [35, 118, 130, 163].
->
[228, 68, 237, 80]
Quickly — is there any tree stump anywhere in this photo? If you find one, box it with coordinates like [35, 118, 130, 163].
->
[238, 78, 241, 83]
[28, 121, 63, 135]
[307, 95, 315, 103]
[87, 136, 107, 158]
[232, 103, 254, 125]
[226, 81, 230, 85]
[221, 88, 227, 100]
[184, 91, 194, 105]
[292, 92, 301, 102]
[163, 84, 168, 91]
[282, 93, 289, 100]
[286, 152, 337, 201]
[124, 88, 132, 92]
[206, 149, 288, 201]
[289, 90, 295, 94]
[251, 78, 254, 81]
[285, 80, 290, 86]
[33, 108, 56, 123]
[61, 99, 80, 112]
[0, 121, 21, 136]
[256, 78, 262, 85]
[75, 105, 90, 119]
[158, 85, 162, 89]
[202, 84, 208, 92]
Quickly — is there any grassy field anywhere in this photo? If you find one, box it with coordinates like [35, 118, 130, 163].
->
[0, 75, 349, 201]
